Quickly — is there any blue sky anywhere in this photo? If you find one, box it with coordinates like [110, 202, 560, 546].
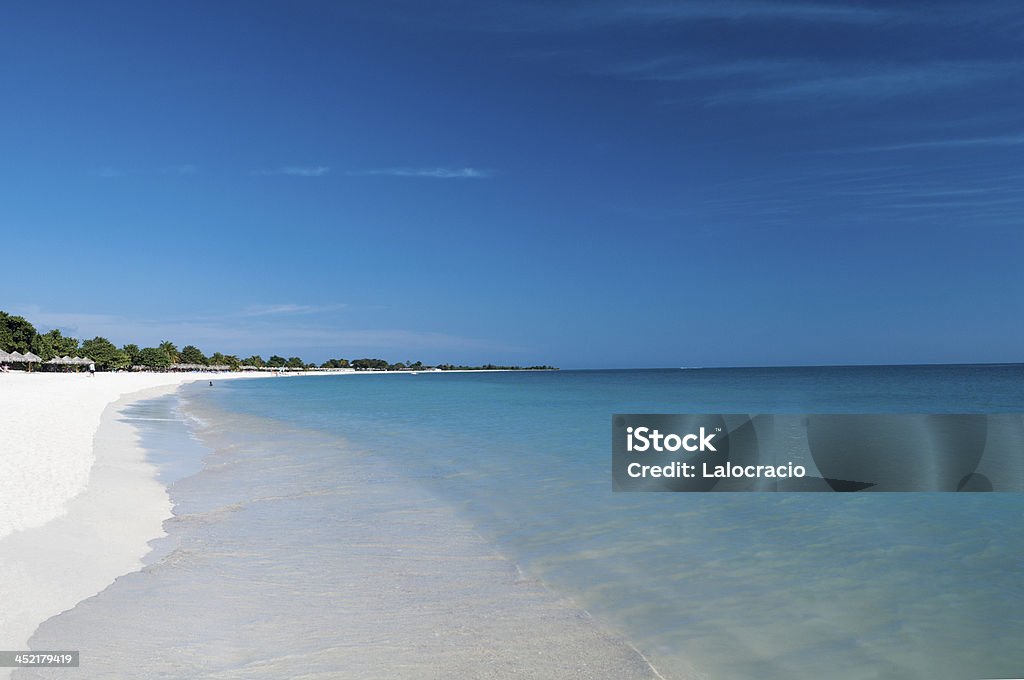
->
[1, 1, 1021, 368]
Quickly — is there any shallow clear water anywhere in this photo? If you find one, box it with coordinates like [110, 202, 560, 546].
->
[122, 394, 209, 487]
[190, 366, 1024, 679]
[22, 366, 1024, 680]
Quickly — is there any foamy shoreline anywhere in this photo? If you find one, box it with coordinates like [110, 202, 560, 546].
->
[2, 369, 661, 679]
[0, 369, 430, 540]
[0, 372, 266, 670]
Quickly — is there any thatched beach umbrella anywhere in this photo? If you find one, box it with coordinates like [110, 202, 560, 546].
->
[46, 355, 79, 371]
[9, 351, 25, 362]
[64, 356, 92, 372]
[0, 349, 13, 363]
[44, 355, 64, 372]
[21, 351, 41, 372]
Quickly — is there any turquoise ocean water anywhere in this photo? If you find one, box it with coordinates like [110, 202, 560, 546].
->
[22, 366, 1024, 679]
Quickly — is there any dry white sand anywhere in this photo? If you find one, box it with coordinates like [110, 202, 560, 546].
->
[0, 372, 260, 674]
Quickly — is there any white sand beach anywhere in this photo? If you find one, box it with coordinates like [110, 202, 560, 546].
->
[0, 367, 510, 646]
[2, 376, 661, 680]
[1, 371, 665, 679]
[0, 372, 259, 675]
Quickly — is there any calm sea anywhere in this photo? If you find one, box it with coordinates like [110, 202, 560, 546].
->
[22, 366, 1024, 679]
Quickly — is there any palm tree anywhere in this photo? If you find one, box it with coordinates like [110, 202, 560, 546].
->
[159, 340, 179, 364]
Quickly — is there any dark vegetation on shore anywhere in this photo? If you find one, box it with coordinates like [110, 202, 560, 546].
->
[0, 311, 556, 372]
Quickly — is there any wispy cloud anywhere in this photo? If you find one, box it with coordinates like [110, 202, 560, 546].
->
[501, 1, 1021, 108]
[238, 303, 347, 317]
[252, 166, 331, 177]
[282, 165, 330, 177]
[596, 57, 796, 83]
[92, 166, 124, 178]
[581, 1, 894, 26]
[431, 0, 1024, 38]
[351, 167, 493, 179]
[457, 0, 897, 32]
[822, 133, 1024, 154]
[640, 160, 1024, 231]
[716, 62, 1016, 104]
[590, 57, 1019, 105]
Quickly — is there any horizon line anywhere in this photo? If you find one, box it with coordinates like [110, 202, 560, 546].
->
[556, 361, 1024, 371]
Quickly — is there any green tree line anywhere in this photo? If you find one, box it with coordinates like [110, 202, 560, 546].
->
[2, 310, 556, 372]
[0, 312, 252, 371]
